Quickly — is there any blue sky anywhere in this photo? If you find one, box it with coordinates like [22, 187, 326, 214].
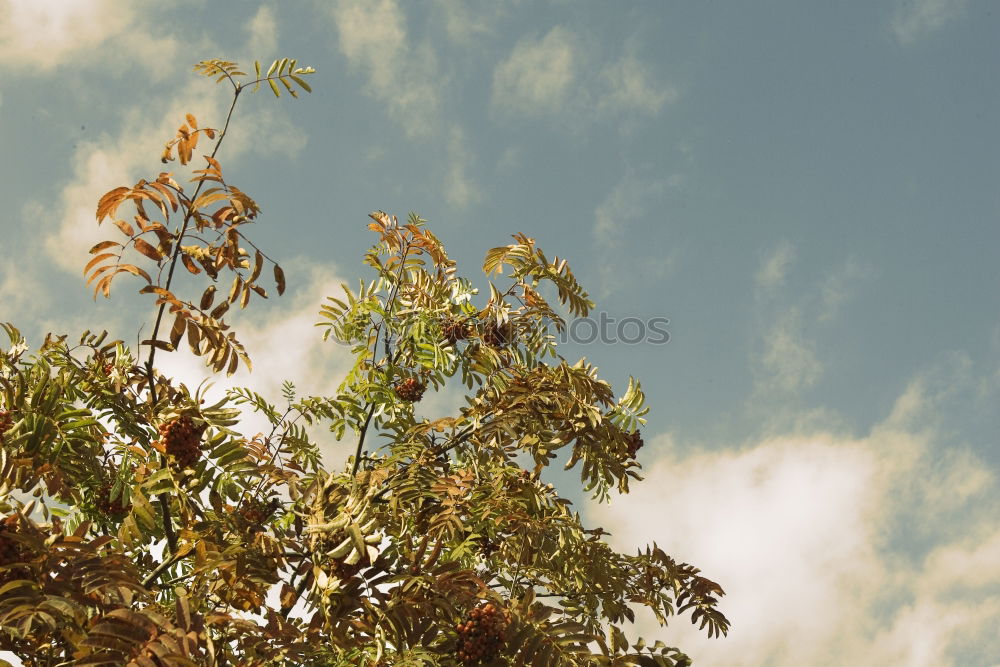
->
[1, 1, 998, 664]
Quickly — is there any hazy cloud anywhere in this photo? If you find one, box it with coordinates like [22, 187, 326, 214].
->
[891, 0, 968, 44]
[754, 309, 823, 394]
[598, 53, 676, 117]
[491, 26, 577, 117]
[755, 240, 795, 290]
[443, 127, 482, 209]
[592, 171, 673, 296]
[246, 5, 278, 58]
[330, 0, 444, 138]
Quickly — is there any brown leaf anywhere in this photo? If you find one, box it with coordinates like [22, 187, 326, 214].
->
[186, 113, 198, 130]
[250, 249, 264, 283]
[181, 253, 201, 275]
[89, 240, 120, 254]
[141, 339, 175, 352]
[96, 186, 129, 221]
[116, 264, 152, 283]
[187, 320, 201, 355]
[84, 253, 116, 276]
[210, 301, 229, 320]
[199, 286, 216, 310]
[170, 312, 186, 348]
[113, 219, 136, 237]
[240, 283, 251, 309]
[133, 238, 163, 262]
[228, 276, 242, 304]
[274, 264, 286, 295]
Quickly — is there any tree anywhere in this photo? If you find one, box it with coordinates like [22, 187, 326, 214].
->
[0, 59, 729, 666]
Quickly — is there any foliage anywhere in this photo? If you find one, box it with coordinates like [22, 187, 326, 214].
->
[0, 59, 728, 666]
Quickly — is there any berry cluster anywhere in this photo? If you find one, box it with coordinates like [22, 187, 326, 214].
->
[0, 410, 11, 445]
[239, 498, 279, 532]
[625, 430, 644, 458]
[0, 514, 28, 584]
[455, 602, 511, 665]
[394, 378, 426, 403]
[159, 415, 206, 468]
[480, 320, 514, 349]
[95, 482, 130, 518]
[442, 318, 471, 345]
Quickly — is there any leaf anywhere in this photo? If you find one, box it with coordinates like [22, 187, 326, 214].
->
[290, 74, 312, 93]
[186, 113, 197, 129]
[114, 219, 136, 237]
[141, 339, 175, 352]
[199, 286, 216, 310]
[187, 321, 201, 355]
[268, 78, 281, 98]
[274, 264, 286, 295]
[168, 312, 186, 348]
[89, 240, 121, 254]
[133, 238, 163, 262]
[84, 253, 116, 276]
[181, 253, 201, 275]
[96, 186, 129, 221]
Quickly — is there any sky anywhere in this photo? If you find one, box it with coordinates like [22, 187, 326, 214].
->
[1, 1, 999, 664]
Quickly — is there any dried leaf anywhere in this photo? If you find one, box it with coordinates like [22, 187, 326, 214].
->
[199, 286, 216, 310]
[181, 253, 201, 275]
[133, 238, 163, 262]
[89, 240, 120, 254]
[186, 113, 197, 130]
[84, 253, 116, 276]
[114, 219, 136, 237]
[274, 264, 286, 295]
[169, 312, 186, 348]
[187, 321, 201, 355]
[141, 339, 175, 352]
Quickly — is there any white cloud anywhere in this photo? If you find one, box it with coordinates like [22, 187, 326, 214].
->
[330, 0, 444, 138]
[891, 0, 968, 45]
[755, 240, 795, 290]
[443, 127, 482, 209]
[587, 385, 1000, 665]
[0, 0, 179, 75]
[598, 54, 676, 117]
[492, 30, 675, 126]
[491, 26, 577, 117]
[246, 5, 278, 58]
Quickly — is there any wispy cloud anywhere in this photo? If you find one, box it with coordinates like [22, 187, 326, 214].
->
[598, 53, 677, 118]
[492, 28, 675, 126]
[588, 368, 1000, 664]
[891, 0, 968, 45]
[491, 26, 578, 117]
[818, 255, 870, 322]
[755, 309, 823, 394]
[755, 240, 795, 291]
[245, 5, 278, 59]
[591, 170, 674, 296]
[329, 0, 444, 138]
[443, 127, 482, 209]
